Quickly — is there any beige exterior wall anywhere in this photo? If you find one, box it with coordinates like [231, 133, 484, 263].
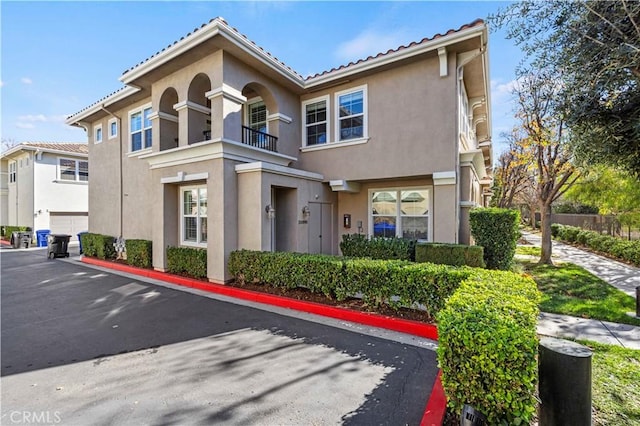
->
[0, 159, 8, 226]
[298, 57, 457, 181]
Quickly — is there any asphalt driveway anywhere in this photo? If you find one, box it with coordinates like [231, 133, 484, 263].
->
[1, 248, 438, 425]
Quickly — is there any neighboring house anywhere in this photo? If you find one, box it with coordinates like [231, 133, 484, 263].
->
[0, 143, 89, 241]
[66, 17, 492, 283]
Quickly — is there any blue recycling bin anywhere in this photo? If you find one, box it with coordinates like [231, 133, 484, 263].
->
[77, 231, 88, 254]
[36, 229, 51, 247]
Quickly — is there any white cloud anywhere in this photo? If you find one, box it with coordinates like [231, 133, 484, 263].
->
[0, 80, 4, 87]
[15, 114, 68, 130]
[15, 122, 35, 129]
[21, 77, 33, 84]
[335, 29, 409, 62]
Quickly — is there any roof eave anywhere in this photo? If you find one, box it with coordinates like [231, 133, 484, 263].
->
[1, 145, 88, 160]
[65, 86, 141, 126]
[305, 23, 486, 89]
[118, 19, 305, 90]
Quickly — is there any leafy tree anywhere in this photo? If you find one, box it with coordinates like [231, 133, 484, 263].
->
[490, 129, 531, 208]
[490, 0, 640, 176]
[565, 166, 640, 215]
[513, 70, 579, 264]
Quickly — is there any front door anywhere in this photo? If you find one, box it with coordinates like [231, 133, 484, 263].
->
[309, 202, 333, 255]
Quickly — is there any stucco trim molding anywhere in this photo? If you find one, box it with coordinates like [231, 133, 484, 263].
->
[299, 137, 369, 153]
[173, 100, 211, 115]
[206, 84, 247, 105]
[438, 47, 448, 77]
[433, 171, 457, 186]
[459, 149, 487, 180]
[160, 171, 209, 184]
[148, 111, 179, 123]
[235, 161, 324, 181]
[329, 180, 362, 193]
[140, 138, 296, 170]
[459, 201, 478, 208]
[267, 113, 293, 124]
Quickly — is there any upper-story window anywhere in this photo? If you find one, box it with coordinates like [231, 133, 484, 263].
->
[303, 96, 329, 146]
[58, 158, 89, 182]
[130, 104, 152, 152]
[108, 118, 118, 140]
[94, 124, 103, 144]
[248, 100, 267, 134]
[9, 161, 16, 183]
[336, 85, 367, 142]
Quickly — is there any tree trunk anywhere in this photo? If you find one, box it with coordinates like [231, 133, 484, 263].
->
[539, 201, 553, 265]
[529, 205, 536, 228]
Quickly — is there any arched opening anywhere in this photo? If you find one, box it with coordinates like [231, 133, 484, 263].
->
[241, 83, 278, 151]
[187, 73, 212, 144]
[159, 87, 179, 151]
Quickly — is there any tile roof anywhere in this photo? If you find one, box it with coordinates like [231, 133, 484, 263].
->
[66, 86, 134, 120]
[21, 142, 88, 154]
[306, 18, 485, 80]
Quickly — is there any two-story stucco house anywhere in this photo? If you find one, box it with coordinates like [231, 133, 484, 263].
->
[1, 142, 89, 240]
[66, 17, 492, 283]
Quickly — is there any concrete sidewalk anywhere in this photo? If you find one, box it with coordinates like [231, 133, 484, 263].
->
[520, 231, 640, 350]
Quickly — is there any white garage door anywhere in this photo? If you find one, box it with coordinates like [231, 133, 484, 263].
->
[49, 213, 89, 241]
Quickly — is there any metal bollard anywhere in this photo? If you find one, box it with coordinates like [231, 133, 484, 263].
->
[539, 337, 592, 426]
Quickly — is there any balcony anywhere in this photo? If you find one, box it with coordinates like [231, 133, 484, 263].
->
[242, 126, 277, 152]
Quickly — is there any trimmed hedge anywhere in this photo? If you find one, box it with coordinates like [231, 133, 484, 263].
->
[1, 226, 32, 238]
[554, 224, 640, 266]
[339, 233, 415, 261]
[126, 239, 152, 268]
[470, 208, 520, 270]
[166, 246, 207, 278]
[415, 243, 485, 268]
[81, 233, 116, 259]
[228, 250, 472, 318]
[437, 269, 540, 425]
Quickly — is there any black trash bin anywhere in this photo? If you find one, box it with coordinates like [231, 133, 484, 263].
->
[47, 234, 71, 259]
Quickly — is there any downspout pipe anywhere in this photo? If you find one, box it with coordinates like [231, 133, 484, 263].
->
[100, 106, 123, 239]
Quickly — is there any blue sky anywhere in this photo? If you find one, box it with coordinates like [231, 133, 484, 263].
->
[1, 1, 521, 154]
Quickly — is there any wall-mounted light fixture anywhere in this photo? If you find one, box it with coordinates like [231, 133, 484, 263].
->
[265, 204, 276, 219]
[302, 205, 310, 220]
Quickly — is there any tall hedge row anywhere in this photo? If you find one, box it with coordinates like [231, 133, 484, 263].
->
[437, 269, 541, 425]
[415, 243, 485, 267]
[469, 208, 520, 270]
[552, 224, 640, 266]
[339, 233, 416, 261]
[228, 250, 472, 318]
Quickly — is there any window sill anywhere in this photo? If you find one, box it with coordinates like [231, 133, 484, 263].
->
[180, 241, 207, 249]
[127, 148, 153, 158]
[53, 180, 88, 185]
[300, 137, 369, 153]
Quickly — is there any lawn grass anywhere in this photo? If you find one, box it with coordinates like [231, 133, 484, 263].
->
[519, 260, 640, 326]
[515, 245, 542, 257]
[579, 340, 640, 425]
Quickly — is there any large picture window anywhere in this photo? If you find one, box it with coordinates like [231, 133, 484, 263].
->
[336, 85, 367, 142]
[371, 188, 430, 240]
[182, 186, 207, 246]
[58, 158, 89, 182]
[303, 96, 328, 146]
[130, 104, 153, 152]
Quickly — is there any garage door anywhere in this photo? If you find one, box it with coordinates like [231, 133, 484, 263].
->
[49, 213, 89, 241]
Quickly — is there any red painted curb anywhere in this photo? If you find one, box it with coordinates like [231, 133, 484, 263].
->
[421, 371, 447, 426]
[81, 255, 446, 424]
[0, 239, 11, 246]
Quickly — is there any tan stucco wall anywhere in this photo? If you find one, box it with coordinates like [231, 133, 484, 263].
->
[297, 56, 457, 181]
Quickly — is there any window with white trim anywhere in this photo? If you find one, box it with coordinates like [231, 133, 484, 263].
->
[129, 104, 153, 152]
[9, 161, 16, 183]
[336, 85, 367, 142]
[303, 96, 329, 146]
[94, 124, 103, 144]
[370, 188, 430, 240]
[58, 158, 89, 182]
[181, 186, 207, 246]
[108, 118, 118, 140]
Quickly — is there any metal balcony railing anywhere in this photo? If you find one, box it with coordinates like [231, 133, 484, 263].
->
[242, 125, 277, 152]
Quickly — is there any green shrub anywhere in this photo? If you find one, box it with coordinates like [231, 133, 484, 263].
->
[228, 250, 472, 317]
[437, 270, 540, 425]
[125, 239, 152, 268]
[469, 208, 520, 270]
[80, 233, 116, 259]
[550, 223, 561, 238]
[166, 246, 207, 278]
[340, 233, 415, 261]
[576, 230, 591, 245]
[552, 224, 640, 266]
[563, 225, 582, 243]
[415, 243, 484, 268]
[2, 225, 32, 238]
